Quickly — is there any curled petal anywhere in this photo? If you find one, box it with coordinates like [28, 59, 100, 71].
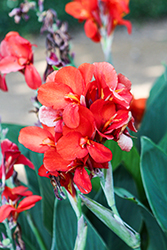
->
[16, 154, 35, 169]
[24, 64, 42, 90]
[17, 195, 42, 213]
[74, 167, 92, 194]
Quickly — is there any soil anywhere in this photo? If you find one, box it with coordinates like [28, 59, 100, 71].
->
[1, 19, 167, 126]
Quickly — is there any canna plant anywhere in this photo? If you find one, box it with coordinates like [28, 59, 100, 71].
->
[0, 1, 167, 250]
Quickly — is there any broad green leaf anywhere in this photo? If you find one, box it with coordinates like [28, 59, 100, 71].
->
[137, 66, 167, 146]
[114, 187, 167, 250]
[141, 137, 167, 234]
[51, 198, 108, 250]
[141, 207, 167, 250]
[80, 194, 141, 249]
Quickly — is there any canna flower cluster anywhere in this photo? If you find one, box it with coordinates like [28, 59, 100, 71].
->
[0, 185, 42, 223]
[0, 31, 42, 91]
[65, 0, 132, 42]
[19, 62, 136, 197]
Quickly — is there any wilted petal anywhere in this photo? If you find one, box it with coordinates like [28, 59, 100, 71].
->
[117, 133, 133, 151]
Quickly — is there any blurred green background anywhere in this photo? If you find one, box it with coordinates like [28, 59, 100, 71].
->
[0, 0, 167, 38]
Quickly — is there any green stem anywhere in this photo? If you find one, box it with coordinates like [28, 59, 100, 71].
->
[26, 213, 47, 250]
[101, 161, 120, 217]
[3, 220, 15, 250]
[100, 33, 113, 64]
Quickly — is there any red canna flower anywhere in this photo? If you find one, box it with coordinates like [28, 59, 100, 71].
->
[0, 195, 42, 223]
[38, 63, 94, 128]
[19, 61, 136, 196]
[2, 185, 33, 202]
[0, 31, 42, 91]
[0, 139, 34, 186]
[65, 0, 131, 42]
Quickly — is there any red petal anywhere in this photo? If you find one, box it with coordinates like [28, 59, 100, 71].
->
[38, 82, 71, 109]
[84, 19, 99, 40]
[63, 103, 80, 128]
[17, 195, 42, 212]
[87, 141, 112, 163]
[78, 63, 94, 86]
[0, 204, 16, 222]
[44, 147, 70, 172]
[54, 66, 85, 95]
[90, 99, 116, 129]
[93, 62, 118, 90]
[73, 167, 92, 194]
[0, 73, 8, 91]
[19, 126, 53, 153]
[16, 154, 35, 169]
[65, 2, 89, 20]
[24, 64, 42, 90]
[57, 132, 88, 161]
[0, 56, 24, 73]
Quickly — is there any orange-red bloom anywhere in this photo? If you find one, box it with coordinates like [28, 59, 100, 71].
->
[0, 31, 42, 91]
[0, 195, 42, 223]
[19, 62, 136, 195]
[65, 0, 131, 42]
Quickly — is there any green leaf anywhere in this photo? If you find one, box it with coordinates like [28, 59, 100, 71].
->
[80, 194, 141, 249]
[141, 207, 167, 250]
[137, 66, 167, 146]
[51, 198, 109, 250]
[114, 186, 167, 250]
[141, 137, 167, 234]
